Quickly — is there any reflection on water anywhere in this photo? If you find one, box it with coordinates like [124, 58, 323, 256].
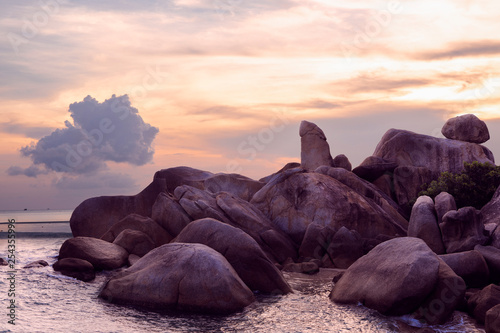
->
[0, 236, 486, 333]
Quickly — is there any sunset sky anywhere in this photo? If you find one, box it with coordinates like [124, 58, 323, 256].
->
[2, 0, 500, 210]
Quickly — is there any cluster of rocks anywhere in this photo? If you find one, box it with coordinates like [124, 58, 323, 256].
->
[27, 113, 500, 329]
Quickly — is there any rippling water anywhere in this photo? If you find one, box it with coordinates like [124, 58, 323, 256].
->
[0, 236, 486, 333]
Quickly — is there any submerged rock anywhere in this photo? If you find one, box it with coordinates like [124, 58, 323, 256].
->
[282, 261, 319, 275]
[53, 258, 95, 282]
[59, 237, 128, 270]
[23, 260, 49, 269]
[99, 243, 255, 314]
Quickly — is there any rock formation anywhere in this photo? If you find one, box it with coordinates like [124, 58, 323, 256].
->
[442, 114, 490, 144]
[251, 169, 407, 244]
[408, 196, 445, 254]
[354, 128, 494, 210]
[173, 218, 292, 294]
[59, 114, 500, 323]
[300, 120, 334, 170]
[440, 207, 489, 253]
[59, 237, 128, 270]
[330, 237, 464, 323]
[99, 243, 255, 314]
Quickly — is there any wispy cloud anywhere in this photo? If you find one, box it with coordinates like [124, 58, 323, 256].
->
[0, 121, 53, 139]
[414, 40, 500, 61]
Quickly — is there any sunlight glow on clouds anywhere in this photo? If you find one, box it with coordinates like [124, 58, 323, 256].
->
[2, 0, 500, 209]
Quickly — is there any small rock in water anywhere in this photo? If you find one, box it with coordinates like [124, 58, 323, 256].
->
[53, 258, 95, 282]
[23, 260, 49, 269]
[283, 262, 320, 275]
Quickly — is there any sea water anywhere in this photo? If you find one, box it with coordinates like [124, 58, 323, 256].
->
[0, 211, 486, 333]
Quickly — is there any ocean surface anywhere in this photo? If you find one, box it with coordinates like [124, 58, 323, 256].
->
[0, 211, 487, 332]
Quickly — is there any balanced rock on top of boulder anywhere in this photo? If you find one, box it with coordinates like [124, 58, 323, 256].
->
[441, 114, 490, 144]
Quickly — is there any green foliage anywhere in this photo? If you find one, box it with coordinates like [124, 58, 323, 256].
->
[419, 161, 500, 209]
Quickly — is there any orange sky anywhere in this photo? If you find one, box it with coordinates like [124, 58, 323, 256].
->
[2, 0, 500, 210]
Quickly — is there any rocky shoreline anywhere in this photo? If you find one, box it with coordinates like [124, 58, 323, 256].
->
[15, 114, 500, 332]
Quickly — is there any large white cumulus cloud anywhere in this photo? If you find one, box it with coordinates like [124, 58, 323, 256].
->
[8, 94, 159, 177]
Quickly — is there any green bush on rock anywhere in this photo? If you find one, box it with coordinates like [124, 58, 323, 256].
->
[418, 161, 500, 209]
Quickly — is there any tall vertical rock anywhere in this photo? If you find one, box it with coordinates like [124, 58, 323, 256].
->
[300, 120, 334, 171]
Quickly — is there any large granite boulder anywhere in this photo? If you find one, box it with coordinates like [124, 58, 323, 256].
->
[59, 237, 128, 270]
[440, 207, 489, 253]
[70, 176, 167, 238]
[113, 229, 156, 257]
[259, 162, 301, 183]
[352, 156, 398, 182]
[315, 166, 407, 222]
[153, 166, 213, 192]
[300, 120, 334, 171]
[413, 258, 466, 325]
[151, 192, 192, 237]
[481, 186, 500, 226]
[442, 114, 490, 144]
[69, 166, 215, 239]
[53, 258, 95, 281]
[468, 284, 500, 324]
[100, 213, 172, 248]
[204, 173, 265, 201]
[99, 243, 255, 314]
[362, 128, 494, 209]
[174, 218, 292, 294]
[332, 154, 352, 171]
[408, 196, 445, 254]
[373, 128, 494, 174]
[325, 227, 364, 269]
[298, 223, 337, 261]
[486, 304, 500, 333]
[393, 165, 435, 212]
[475, 245, 500, 283]
[251, 169, 407, 244]
[175, 185, 297, 263]
[330, 237, 441, 316]
[439, 250, 490, 288]
[434, 192, 457, 224]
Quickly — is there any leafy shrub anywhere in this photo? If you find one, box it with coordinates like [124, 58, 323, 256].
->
[419, 161, 500, 209]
